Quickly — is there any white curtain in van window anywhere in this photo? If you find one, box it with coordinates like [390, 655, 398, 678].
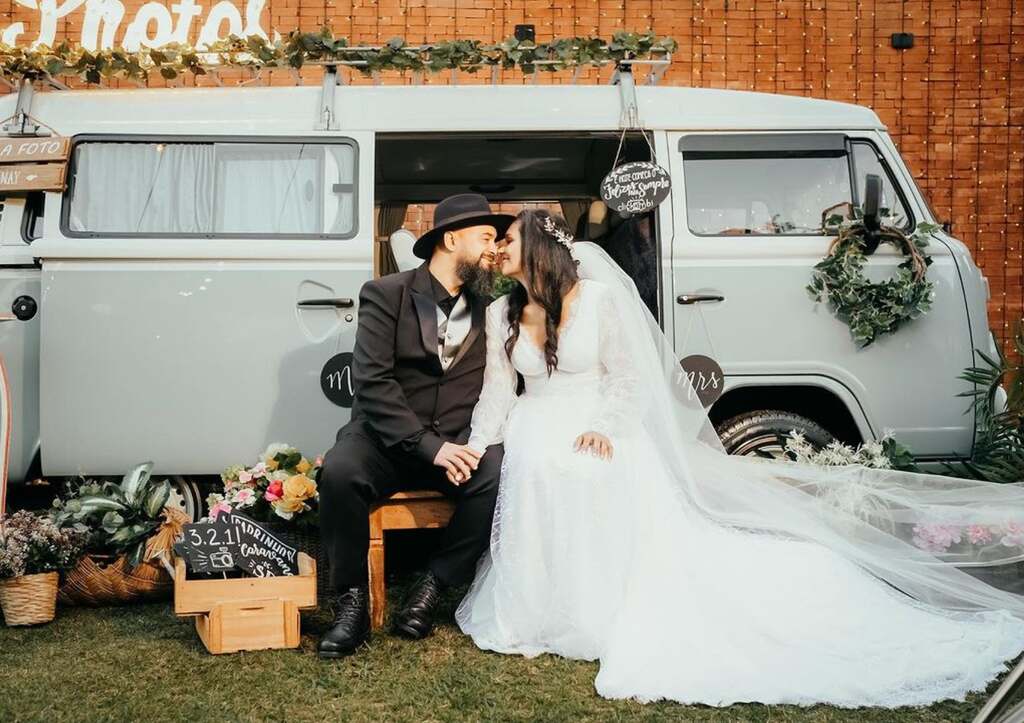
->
[68, 143, 215, 233]
[213, 144, 322, 234]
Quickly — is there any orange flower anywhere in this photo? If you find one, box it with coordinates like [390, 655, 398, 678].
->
[283, 474, 316, 501]
[296, 458, 312, 475]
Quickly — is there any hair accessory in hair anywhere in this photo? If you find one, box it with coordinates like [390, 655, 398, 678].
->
[542, 215, 575, 254]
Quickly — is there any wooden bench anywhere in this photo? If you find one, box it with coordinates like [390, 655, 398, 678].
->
[367, 490, 456, 630]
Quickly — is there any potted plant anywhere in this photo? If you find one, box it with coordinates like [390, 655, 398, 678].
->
[51, 462, 189, 605]
[0, 510, 87, 625]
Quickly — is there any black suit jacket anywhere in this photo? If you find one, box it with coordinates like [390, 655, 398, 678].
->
[343, 262, 488, 464]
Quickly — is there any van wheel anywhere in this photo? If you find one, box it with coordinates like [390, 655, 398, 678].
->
[168, 476, 206, 522]
[716, 410, 833, 458]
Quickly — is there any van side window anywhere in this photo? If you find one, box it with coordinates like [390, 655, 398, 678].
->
[22, 191, 44, 242]
[679, 134, 911, 236]
[849, 141, 912, 230]
[63, 139, 357, 238]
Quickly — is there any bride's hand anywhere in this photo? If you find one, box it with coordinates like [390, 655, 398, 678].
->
[574, 432, 613, 460]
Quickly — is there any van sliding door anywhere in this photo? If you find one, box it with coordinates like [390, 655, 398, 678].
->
[36, 133, 374, 476]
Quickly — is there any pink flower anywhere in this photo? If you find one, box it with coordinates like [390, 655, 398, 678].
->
[314, 455, 324, 467]
[1000, 522, 1024, 548]
[234, 488, 255, 505]
[209, 501, 233, 520]
[966, 525, 994, 545]
[912, 524, 962, 553]
[250, 462, 268, 479]
[264, 480, 284, 502]
[238, 469, 253, 484]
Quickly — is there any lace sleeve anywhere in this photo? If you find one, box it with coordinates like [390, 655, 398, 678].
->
[590, 283, 647, 439]
[467, 298, 517, 454]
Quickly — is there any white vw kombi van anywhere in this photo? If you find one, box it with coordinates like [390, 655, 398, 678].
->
[0, 70, 1001, 517]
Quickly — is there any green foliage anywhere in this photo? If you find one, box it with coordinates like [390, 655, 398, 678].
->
[945, 322, 1024, 483]
[807, 211, 940, 347]
[0, 30, 677, 85]
[50, 462, 172, 568]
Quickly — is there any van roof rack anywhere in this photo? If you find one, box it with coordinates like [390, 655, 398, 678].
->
[1, 42, 671, 134]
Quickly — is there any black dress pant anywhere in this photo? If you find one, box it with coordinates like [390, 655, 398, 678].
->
[318, 421, 503, 592]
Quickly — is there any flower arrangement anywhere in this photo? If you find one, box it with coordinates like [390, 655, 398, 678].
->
[207, 443, 322, 529]
[0, 510, 88, 579]
[780, 430, 918, 471]
[910, 521, 1024, 555]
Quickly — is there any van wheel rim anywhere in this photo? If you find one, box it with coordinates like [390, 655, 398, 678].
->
[733, 436, 788, 459]
[168, 476, 203, 522]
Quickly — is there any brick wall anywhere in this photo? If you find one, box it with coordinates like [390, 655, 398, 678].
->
[5, 0, 1021, 354]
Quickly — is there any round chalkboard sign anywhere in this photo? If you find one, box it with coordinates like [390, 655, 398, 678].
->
[320, 352, 355, 408]
[599, 161, 672, 216]
[679, 354, 724, 408]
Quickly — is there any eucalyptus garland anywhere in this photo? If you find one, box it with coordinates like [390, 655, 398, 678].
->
[0, 29, 677, 85]
[807, 208, 940, 348]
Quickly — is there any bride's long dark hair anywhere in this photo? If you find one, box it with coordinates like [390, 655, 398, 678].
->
[504, 209, 579, 375]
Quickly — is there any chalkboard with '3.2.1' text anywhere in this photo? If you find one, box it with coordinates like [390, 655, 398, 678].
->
[599, 161, 672, 217]
[174, 512, 300, 578]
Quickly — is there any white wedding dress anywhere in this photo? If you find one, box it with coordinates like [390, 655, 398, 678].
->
[455, 255, 1024, 708]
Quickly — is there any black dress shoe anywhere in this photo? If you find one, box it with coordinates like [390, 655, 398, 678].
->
[391, 570, 446, 640]
[318, 586, 370, 658]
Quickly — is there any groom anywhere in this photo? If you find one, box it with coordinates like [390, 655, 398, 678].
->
[317, 194, 514, 658]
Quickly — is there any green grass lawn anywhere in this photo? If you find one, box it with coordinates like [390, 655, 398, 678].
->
[0, 572, 1013, 723]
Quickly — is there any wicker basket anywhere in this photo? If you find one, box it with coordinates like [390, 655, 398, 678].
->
[58, 553, 172, 606]
[0, 571, 59, 625]
[266, 520, 329, 597]
[58, 507, 188, 606]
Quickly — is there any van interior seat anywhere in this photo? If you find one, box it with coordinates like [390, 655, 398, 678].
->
[389, 228, 420, 272]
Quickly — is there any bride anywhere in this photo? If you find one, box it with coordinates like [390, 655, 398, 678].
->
[451, 208, 1024, 708]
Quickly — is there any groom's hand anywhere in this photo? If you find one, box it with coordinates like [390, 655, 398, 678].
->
[434, 442, 482, 485]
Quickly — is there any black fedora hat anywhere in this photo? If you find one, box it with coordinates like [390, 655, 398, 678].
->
[413, 193, 515, 260]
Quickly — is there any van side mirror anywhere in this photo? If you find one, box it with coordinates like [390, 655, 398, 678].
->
[861, 173, 882, 255]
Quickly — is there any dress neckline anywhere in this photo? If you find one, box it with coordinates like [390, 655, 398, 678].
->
[517, 280, 588, 354]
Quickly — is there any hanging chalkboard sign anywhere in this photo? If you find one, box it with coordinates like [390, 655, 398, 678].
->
[679, 354, 725, 408]
[599, 161, 672, 217]
[174, 512, 299, 577]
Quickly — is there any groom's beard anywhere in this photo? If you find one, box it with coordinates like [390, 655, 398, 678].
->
[456, 259, 496, 298]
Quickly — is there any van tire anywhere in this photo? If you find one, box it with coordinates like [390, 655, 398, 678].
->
[716, 410, 834, 458]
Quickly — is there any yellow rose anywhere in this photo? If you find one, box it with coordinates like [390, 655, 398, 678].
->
[273, 497, 305, 513]
[266, 457, 279, 471]
[296, 458, 312, 475]
[283, 474, 316, 501]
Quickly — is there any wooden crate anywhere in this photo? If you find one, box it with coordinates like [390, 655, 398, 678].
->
[174, 552, 317, 654]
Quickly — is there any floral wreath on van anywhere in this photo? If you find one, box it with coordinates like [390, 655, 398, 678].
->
[807, 203, 940, 348]
[0, 30, 677, 85]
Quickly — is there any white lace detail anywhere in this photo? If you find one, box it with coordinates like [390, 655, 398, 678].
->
[466, 296, 517, 454]
[589, 284, 645, 439]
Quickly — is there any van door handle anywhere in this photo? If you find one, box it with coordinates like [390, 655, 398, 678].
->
[297, 297, 355, 309]
[677, 294, 725, 305]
